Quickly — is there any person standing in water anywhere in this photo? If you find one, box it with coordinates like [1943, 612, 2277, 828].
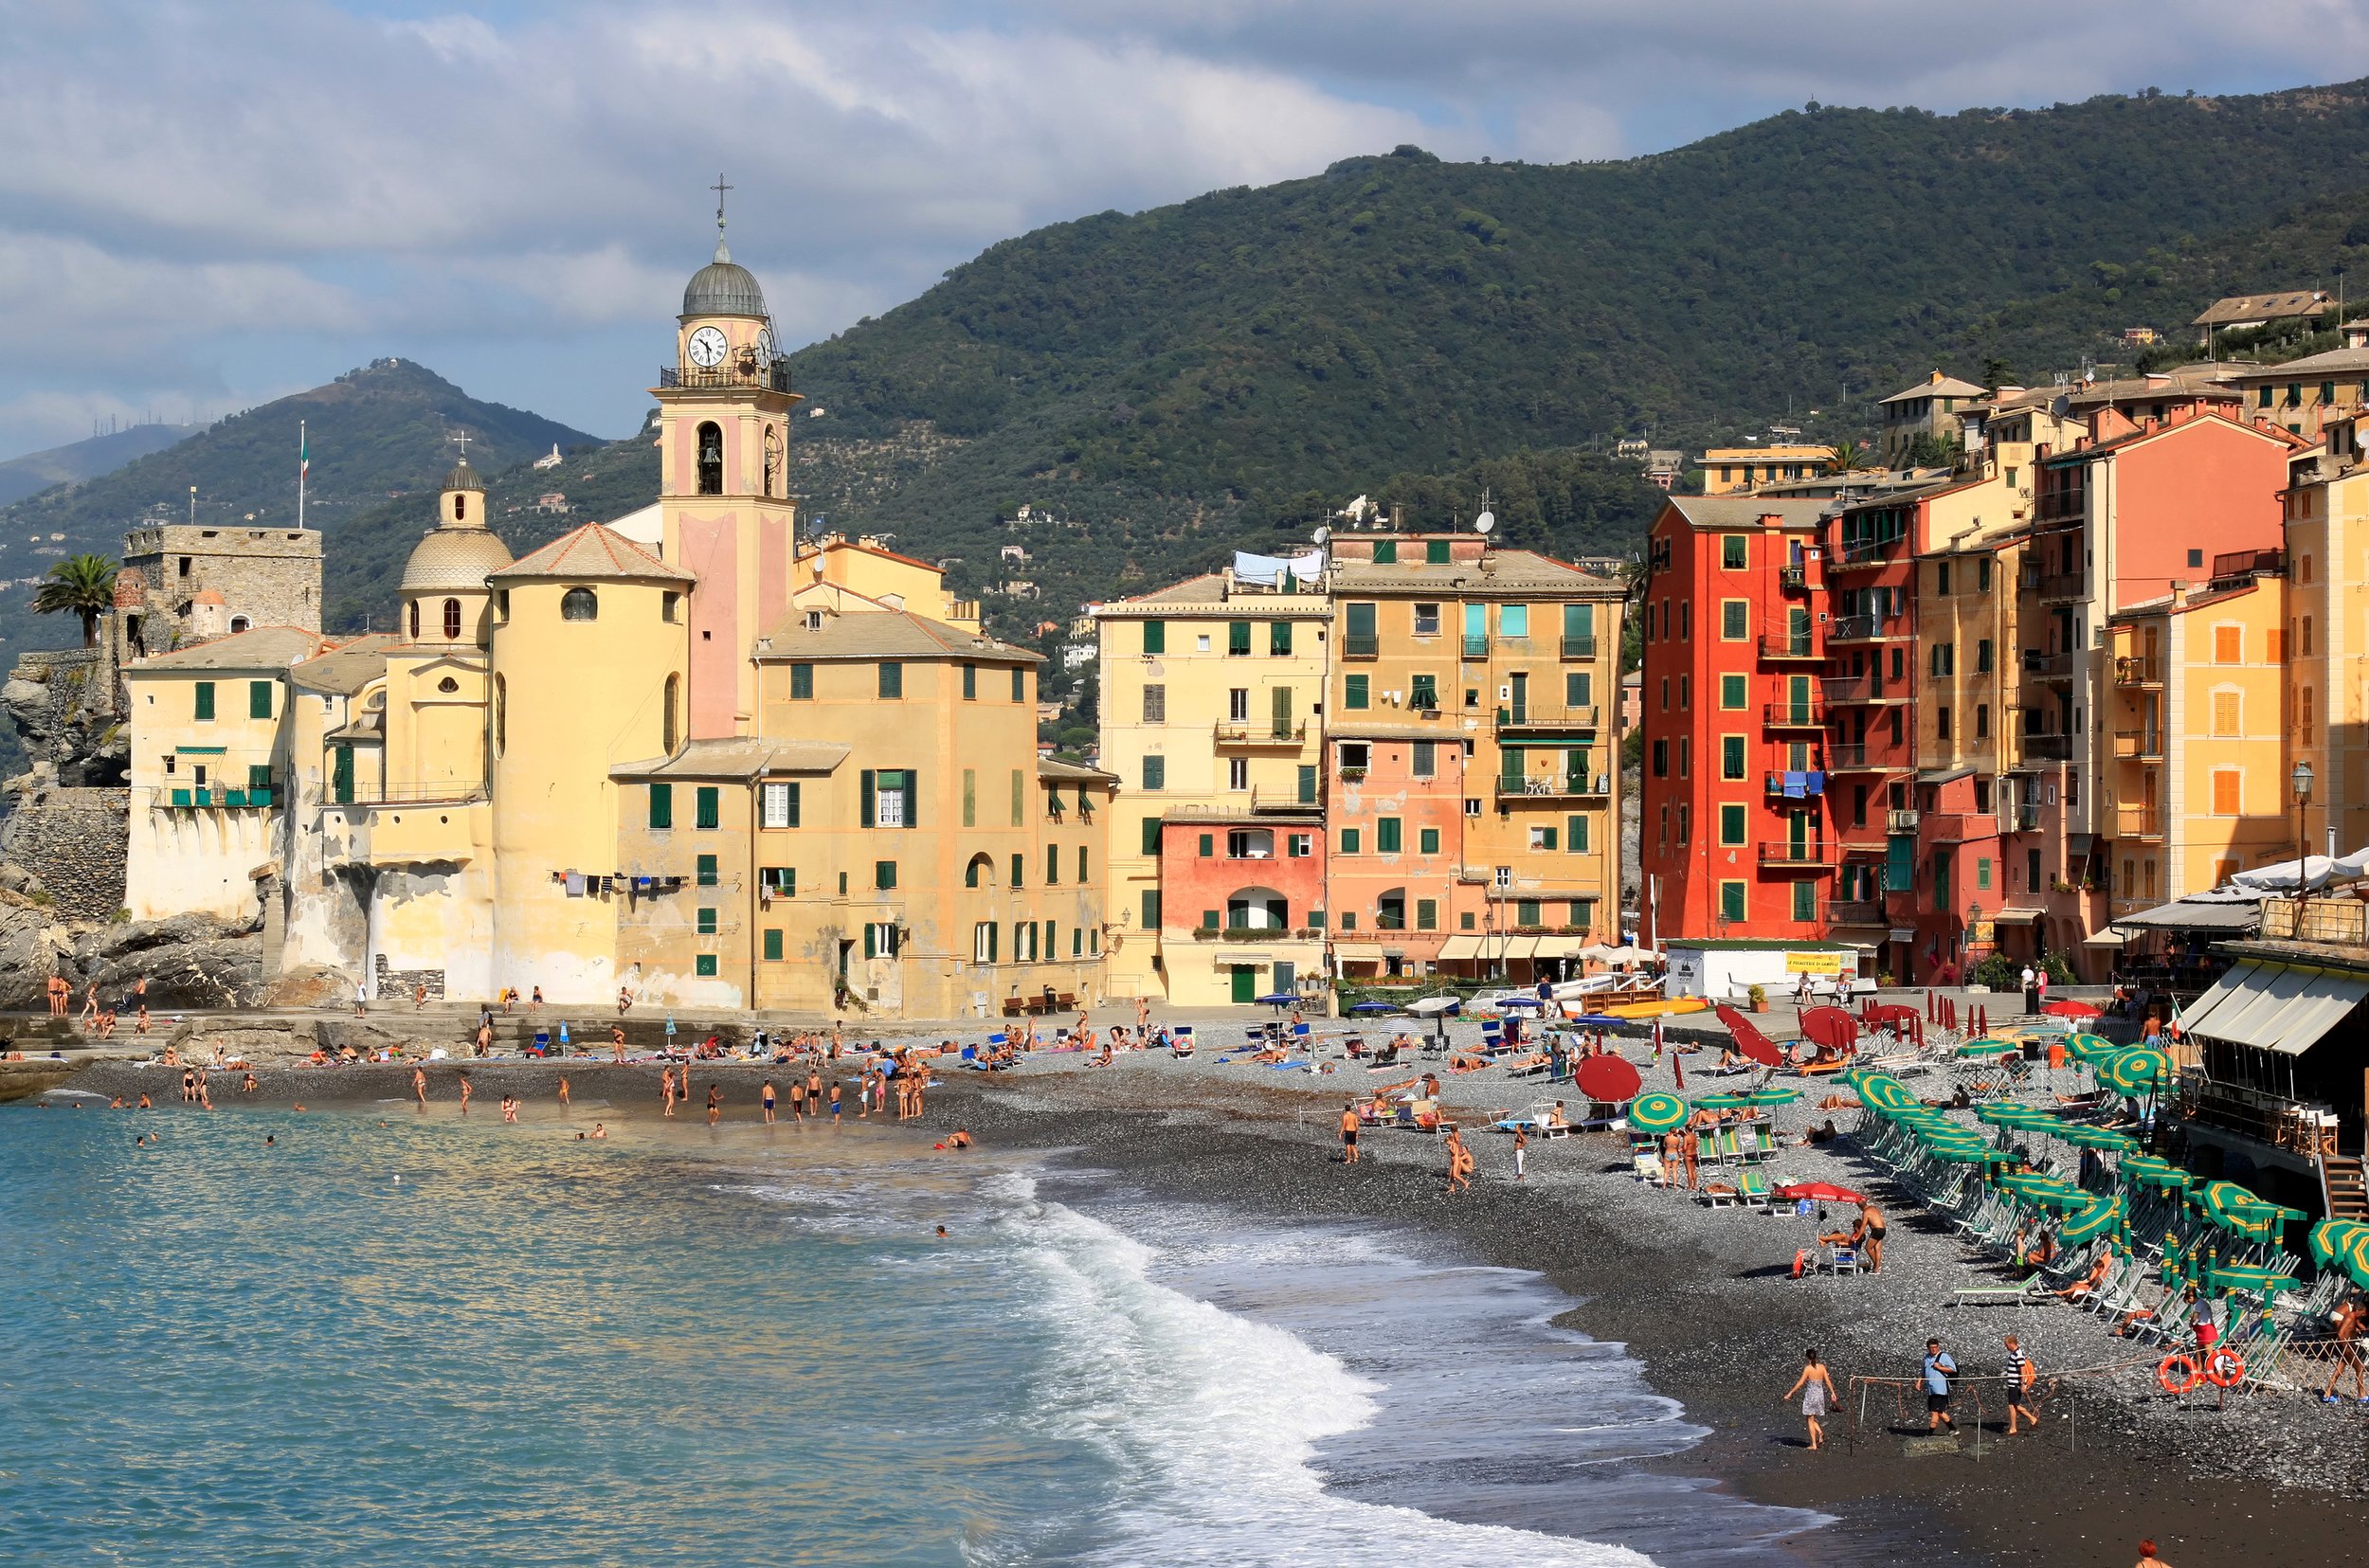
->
[761, 1079, 777, 1124]
[413, 1066, 428, 1109]
[706, 1083, 722, 1126]
[557, 1075, 570, 1109]
[660, 1064, 678, 1118]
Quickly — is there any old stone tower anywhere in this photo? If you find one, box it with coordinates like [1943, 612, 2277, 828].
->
[110, 518, 324, 663]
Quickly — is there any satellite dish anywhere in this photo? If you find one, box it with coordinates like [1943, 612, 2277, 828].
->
[1312, 526, 1330, 545]
[1474, 511, 1496, 534]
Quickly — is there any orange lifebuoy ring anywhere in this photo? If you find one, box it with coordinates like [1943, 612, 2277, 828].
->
[2157, 1353, 2201, 1395]
[2203, 1348, 2246, 1389]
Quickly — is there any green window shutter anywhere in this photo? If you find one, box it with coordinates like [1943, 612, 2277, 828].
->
[879, 662, 903, 699]
[696, 785, 719, 829]
[1197, 833, 1213, 857]
[1270, 621, 1293, 655]
[649, 783, 674, 830]
[962, 664, 977, 700]
[1564, 603, 1594, 640]
[1722, 736, 1745, 779]
[1011, 768, 1023, 825]
[695, 954, 719, 977]
[193, 682, 215, 721]
[902, 770, 918, 829]
[1417, 898, 1438, 929]
[1046, 845, 1059, 884]
[1540, 826, 1558, 851]
[1143, 755, 1166, 789]
[1297, 764, 1317, 803]
[696, 854, 717, 886]
[696, 907, 717, 934]
[1409, 675, 1437, 710]
[1719, 803, 1745, 844]
[1377, 817, 1402, 853]
[1721, 882, 1746, 922]
[1341, 828, 1360, 855]
[1345, 675, 1369, 710]
[1143, 620, 1166, 655]
[786, 783, 801, 828]
[1372, 540, 1397, 564]
[1043, 920, 1056, 956]
[864, 923, 878, 959]
[1012, 668, 1025, 702]
[859, 769, 876, 827]
[1420, 826, 1439, 855]
[248, 680, 273, 719]
[1517, 900, 1541, 927]
[1721, 602, 1747, 640]
[963, 769, 976, 827]
[1719, 673, 1745, 709]
[331, 744, 353, 804]
[790, 663, 813, 699]
[1142, 890, 1161, 928]
[1142, 817, 1162, 856]
[1077, 846, 1090, 883]
[1271, 683, 1293, 734]
[1345, 602, 1376, 645]
[1426, 539, 1450, 564]
[1564, 672, 1588, 707]
[1501, 604, 1528, 638]
[1228, 621, 1252, 655]
[1793, 881, 1817, 922]
[247, 763, 271, 793]
[1566, 814, 1589, 853]
[1010, 853, 1024, 887]
[763, 928, 783, 961]
[877, 860, 897, 891]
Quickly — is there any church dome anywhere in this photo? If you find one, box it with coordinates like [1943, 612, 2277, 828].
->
[401, 525, 515, 595]
[442, 460, 486, 494]
[682, 241, 768, 319]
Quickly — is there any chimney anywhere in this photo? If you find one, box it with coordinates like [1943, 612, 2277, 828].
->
[2170, 582, 2190, 608]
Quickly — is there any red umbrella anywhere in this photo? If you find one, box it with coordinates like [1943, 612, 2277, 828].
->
[1713, 1005, 1785, 1068]
[1577, 1055, 1642, 1103]
[2043, 999, 2101, 1019]
[1775, 1181, 1867, 1206]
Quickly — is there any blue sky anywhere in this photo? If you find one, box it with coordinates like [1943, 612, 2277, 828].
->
[6, 0, 2369, 460]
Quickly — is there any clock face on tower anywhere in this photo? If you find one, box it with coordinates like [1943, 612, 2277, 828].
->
[753, 327, 774, 370]
[686, 326, 729, 368]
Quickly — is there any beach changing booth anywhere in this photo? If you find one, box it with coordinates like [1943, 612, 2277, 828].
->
[1662, 940, 1863, 1002]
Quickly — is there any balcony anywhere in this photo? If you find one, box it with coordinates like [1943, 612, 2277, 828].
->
[1214, 721, 1309, 748]
[1826, 899, 1888, 927]
[1757, 634, 1821, 661]
[1924, 811, 1998, 842]
[2113, 655, 2161, 687]
[1248, 785, 1322, 812]
[1462, 635, 1490, 660]
[658, 359, 795, 393]
[1779, 564, 1811, 591]
[1827, 744, 1911, 774]
[1828, 612, 1909, 644]
[1821, 675, 1908, 706]
[1826, 535, 1901, 572]
[2111, 730, 2162, 762]
[2210, 547, 2284, 586]
[1344, 634, 1380, 658]
[2033, 568, 2088, 603]
[2020, 734, 2073, 763]
[1762, 699, 1826, 729]
[1496, 705, 1600, 732]
[1763, 770, 1827, 797]
[1758, 840, 1837, 868]
[1886, 808, 1920, 833]
[1494, 772, 1612, 800]
[1560, 635, 1599, 660]
[2021, 650, 2076, 682]
[2264, 896, 2369, 945]
[2116, 807, 2165, 842]
[166, 784, 278, 810]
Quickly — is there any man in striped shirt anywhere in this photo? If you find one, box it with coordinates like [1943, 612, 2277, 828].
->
[2003, 1336, 2039, 1434]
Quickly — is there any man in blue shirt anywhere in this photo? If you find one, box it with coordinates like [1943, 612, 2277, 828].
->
[1922, 1338, 1958, 1431]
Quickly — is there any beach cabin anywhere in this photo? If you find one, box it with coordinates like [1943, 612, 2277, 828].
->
[1662, 939, 1863, 1002]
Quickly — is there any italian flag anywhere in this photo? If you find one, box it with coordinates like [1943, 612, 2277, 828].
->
[299, 423, 308, 481]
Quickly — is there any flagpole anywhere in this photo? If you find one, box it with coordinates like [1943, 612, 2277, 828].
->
[298, 420, 307, 531]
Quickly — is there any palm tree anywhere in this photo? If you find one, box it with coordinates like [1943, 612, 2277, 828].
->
[31, 553, 119, 647]
[1825, 441, 1876, 475]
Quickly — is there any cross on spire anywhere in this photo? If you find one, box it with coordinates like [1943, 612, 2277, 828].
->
[711, 172, 733, 261]
[449, 432, 472, 464]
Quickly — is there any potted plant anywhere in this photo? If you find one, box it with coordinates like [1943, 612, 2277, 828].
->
[1747, 982, 1769, 1013]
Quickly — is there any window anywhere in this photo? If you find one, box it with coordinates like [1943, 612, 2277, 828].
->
[1198, 834, 1214, 858]
[1565, 814, 1589, 854]
[443, 598, 462, 640]
[648, 783, 673, 830]
[865, 922, 900, 959]
[2212, 769, 2241, 816]
[2304, 686, 2316, 744]
[1142, 755, 1166, 790]
[1426, 539, 1451, 564]
[1143, 620, 1166, 655]
[1680, 603, 1691, 640]
[1372, 539, 1397, 564]
[1719, 881, 1746, 923]
[1565, 671, 1593, 709]
[1721, 735, 1745, 780]
[1077, 845, 1091, 883]
[246, 679, 273, 719]
[1288, 833, 1312, 857]
[2303, 616, 2315, 656]
[962, 664, 977, 701]
[1142, 684, 1166, 723]
[1976, 638, 1993, 674]
[696, 785, 719, 830]
[1975, 704, 1989, 739]
[1228, 757, 1249, 791]
[1412, 740, 1436, 778]
[789, 662, 813, 700]
[1528, 824, 1557, 851]
[1721, 534, 1748, 568]
[1377, 817, 1402, 853]
[696, 854, 718, 887]
[494, 674, 506, 757]
[1936, 706, 1951, 741]
[1516, 900, 1542, 928]
[1141, 818, 1161, 856]
[2212, 690, 2240, 737]
[696, 908, 717, 935]
[2214, 626, 2241, 664]
[1227, 687, 1250, 723]
[1791, 881, 1817, 922]
[763, 928, 784, 961]
[1420, 825, 1440, 854]
[1010, 852, 1025, 887]
[1719, 674, 1746, 710]
[876, 860, 898, 891]
[662, 590, 679, 623]
[1409, 675, 1438, 712]
[1140, 891, 1161, 929]
[1012, 668, 1027, 703]
[1718, 803, 1745, 845]
[1720, 600, 1747, 640]
[1046, 845, 1060, 885]
[1228, 621, 1252, 656]
[694, 954, 719, 977]
[1345, 675, 1369, 710]
[862, 768, 917, 828]
[878, 663, 903, 699]
[662, 674, 680, 753]
[696, 421, 723, 495]
[761, 867, 795, 896]
[1011, 921, 1037, 961]
[1340, 828, 1361, 855]
[193, 681, 215, 722]
[1414, 604, 1440, 637]
[1977, 856, 1992, 891]
[1501, 604, 1528, 639]
[1417, 898, 1438, 929]
[1270, 621, 1293, 656]
[963, 769, 976, 827]
[561, 587, 597, 622]
[1651, 738, 1667, 778]
[408, 601, 420, 640]
[1936, 561, 1951, 595]
[1466, 798, 1481, 817]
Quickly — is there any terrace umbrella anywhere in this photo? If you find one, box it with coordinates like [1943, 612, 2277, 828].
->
[1957, 1037, 2019, 1056]
[2310, 1217, 2369, 1269]
[2043, 999, 2104, 1019]
[1690, 1092, 1756, 1111]
[1627, 1090, 1687, 1131]
[1738, 1086, 1801, 1108]
[2057, 1125, 2139, 1155]
[2208, 1263, 2302, 1297]
[1577, 1055, 1643, 1104]
[2060, 1196, 2127, 1245]
[2102, 1047, 2173, 1096]
[1926, 1142, 1997, 1164]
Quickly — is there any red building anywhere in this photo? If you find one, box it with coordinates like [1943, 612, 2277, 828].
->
[1637, 496, 1836, 946]
[1155, 809, 1327, 1001]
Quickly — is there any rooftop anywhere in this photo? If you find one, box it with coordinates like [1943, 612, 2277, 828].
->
[1329, 548, 1621, 593]
[488, 523, 694, 585]
[1659, 496, 1831, 531]
[1877, 371, 1988, 406]
[610, 738, 850, 781]
[129, 625, 326, 673]
[289, 635, 400, 695]
[754, 606, 1040, 663]
[2192, 290, 2327, 328]
[1037, 757, 1116, 783]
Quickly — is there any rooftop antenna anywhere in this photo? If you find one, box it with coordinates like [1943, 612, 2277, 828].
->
[1474, 486, 1495, 536]
[711, 172, 733, 261]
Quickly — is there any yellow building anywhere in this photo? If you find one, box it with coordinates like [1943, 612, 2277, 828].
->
[123, 216, 1111, 1018]
[1092, 568, 1331, 1006]
[2278, 418, 2368, 855]
[1878, 371, 1988, 466]
[1701, 445, 1836, 494]
[2105, 564, 2291, 912]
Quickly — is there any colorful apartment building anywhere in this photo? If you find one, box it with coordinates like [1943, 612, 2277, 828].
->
[1701, 445, 1836, 494]
[1878, 371, 1989, 465]
[2283, 417, 2369, 855]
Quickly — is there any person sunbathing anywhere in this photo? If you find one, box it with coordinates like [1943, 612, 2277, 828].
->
[1717, 1046, 1744, 1070]
[2056, 1252, 2113, 1302]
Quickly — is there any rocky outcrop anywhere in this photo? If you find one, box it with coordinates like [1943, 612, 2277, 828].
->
[4, 649, 127, 789]
[0, 899, 265, 1012]
[0, 782, 128, 920]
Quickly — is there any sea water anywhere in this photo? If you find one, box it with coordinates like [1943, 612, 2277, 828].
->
[0, 1098, 1824, 1565]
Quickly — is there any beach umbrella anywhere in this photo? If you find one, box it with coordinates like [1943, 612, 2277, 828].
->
[1690, 1091, 1756, 1111]
[2059, 1196, 2126, 1245]
[1775, 1181, 1867, 1206]
[1577, 1055, 1642, 1104]
[2056, 1124, 2139, 1154]
[1957, 1037, 2018, 1057]
[1737, 1086, 1801, 1108]
[2310, 1217, 2369, 1268]
[2101, 1047, 2172, 1096]
[1350, 1000, 1400, 1015]
[1626, 1090, 1687, 1131]
[2043, 999, 2103, 1019]
[2061, 1032, 2119, 1061]
[1926, 1142, 1997, 1164]
[2209, 1263, 2302, 1297]
[1409, 996, 1461, 1017]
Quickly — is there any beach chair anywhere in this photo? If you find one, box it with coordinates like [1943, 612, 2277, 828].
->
[1171, 1026, 1195, 1058]
[1479, 1020, 1505, 1052]
[1817, 1242, 1863, 1275]
[1747, 1124, 1778, 1162]
[1736, 1171, 1773, 1211]
[1632, 1150, 1668, 1185]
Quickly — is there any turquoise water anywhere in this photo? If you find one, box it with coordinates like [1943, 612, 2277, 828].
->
[0, 1095, 1824, 1564]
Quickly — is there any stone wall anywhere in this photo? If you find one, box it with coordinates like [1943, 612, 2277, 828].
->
[3, 649, 127, 786]
[0, 784, 130, 920]
[374, 952, 446, 1002]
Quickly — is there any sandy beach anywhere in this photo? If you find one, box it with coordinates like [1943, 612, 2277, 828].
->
[49, 1009, 2369, 1565]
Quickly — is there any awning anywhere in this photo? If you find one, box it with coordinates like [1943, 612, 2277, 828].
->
[1530, 935, 1588, 959]
[2112, 896, 2261, 933]
[1497, 935, 1541, 960]
[2182, 960, 2369, 1054]
[2084, 929, 2127, 947]
[1993, 907, 2045, 922]
[1917, 766, 1974, 784]
[1437, 935, 1485, 961]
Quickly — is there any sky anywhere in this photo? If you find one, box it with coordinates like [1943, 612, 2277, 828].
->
[6, 0, 2369, 462]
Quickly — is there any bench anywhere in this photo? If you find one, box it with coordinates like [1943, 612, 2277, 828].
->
[1951, 1284, 2043, 1307]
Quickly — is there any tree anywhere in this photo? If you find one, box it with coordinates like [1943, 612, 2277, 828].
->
[31, 553, 118, 647]
[1825, 440, 1876, 474]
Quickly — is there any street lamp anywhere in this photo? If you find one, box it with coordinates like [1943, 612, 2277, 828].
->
[2294, 760, 2316, 910]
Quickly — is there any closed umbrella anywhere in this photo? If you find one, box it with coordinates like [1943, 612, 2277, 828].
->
[1627, 1090, 1687, 1131]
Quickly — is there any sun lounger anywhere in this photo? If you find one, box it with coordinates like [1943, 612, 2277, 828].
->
[1736, 1171, 1773, 1210]
[1503, 1053, 1551, 1077]
[1632, 1151, 1668, 1185]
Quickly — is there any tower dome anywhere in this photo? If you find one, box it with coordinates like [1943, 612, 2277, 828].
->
[400, 528, 515, 594]
[442, 459, 486, 494]
[682, 238, 769, 319]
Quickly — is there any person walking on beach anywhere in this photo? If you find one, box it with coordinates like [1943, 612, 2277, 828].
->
[762, 1079, 778, 1125]
[660, 1065, 678, 1118]
[1858, 1199, 1887, 1273]
[81, 982, 99, 1025]
[1443, 1126, 1474, 1194]
[2002, 1335, 2040, 1434]
[1782, 1348, 1838, 1450]
[788, 1075, 805, 1123]
[1512, 1126, 1528, 1181]
[611, 1024, 626, 1063]
[2322, 1292, 2367, 1402]
[413, 1066, 428, 1109]
[807, 1066, 824, 1114]
[1340, 1102, 1360, 1164]
[1921, 1338, 1958, 1433]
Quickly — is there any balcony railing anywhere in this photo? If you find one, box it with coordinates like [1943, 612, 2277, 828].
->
[1494, 773, 1612, 799]
[1763, 770, 1827, 797]
[1757, 634, 1821, 660]
[332, 783, 490, 806]
[1779, 564, 1810, 590]
[1821, 675, 1906, 705]
[2015, 803, 2043, 830]
[2112, 730, 2162, 761]
[658, 360, 794, 393]
[1758, 840, 1836, 867]
[2020, 734, 2073, 763]
[2211, 547, 2284, 584]
[1827, 744, 1910, 773]
[1462, 635, 1491, 660]
[1495, 705, 1600, 731]
[1886, 808, 1920, 833]
[1828, 611, 1909, 643]
[1248, 785, 1321, 811]
[1214, 721, 1308, 747]
[2033, 569, 2088, 602]
[1827, 535, 1900, 570]
[2112, 655, 2161, 687]
[2116, 807, 2164, 840]
[2263, 896, 2369, 945]
[1763, 700, 1825, 728]
[1826, 899, 1887, 927]
[1560, 635, 1599, 659]
[1344, 634, 1380, 658]
[166, 784, 278, 810]
[2021, 649, 2076, 680]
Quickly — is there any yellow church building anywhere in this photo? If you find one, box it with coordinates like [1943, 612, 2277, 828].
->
[122, 222, 1112, 1018]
